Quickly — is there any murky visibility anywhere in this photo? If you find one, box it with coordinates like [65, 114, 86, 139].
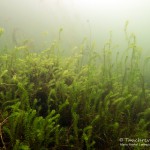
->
[0, 0, 150, 149]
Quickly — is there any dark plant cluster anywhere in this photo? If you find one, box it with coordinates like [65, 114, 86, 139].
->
[0, 27, 150, 150]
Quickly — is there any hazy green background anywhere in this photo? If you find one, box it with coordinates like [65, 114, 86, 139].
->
[0, 0, 150, 55]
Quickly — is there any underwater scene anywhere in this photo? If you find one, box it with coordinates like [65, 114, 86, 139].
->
[1, 0, 150, 150]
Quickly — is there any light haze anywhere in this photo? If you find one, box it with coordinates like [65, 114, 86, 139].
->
[0, 0, 150, 55]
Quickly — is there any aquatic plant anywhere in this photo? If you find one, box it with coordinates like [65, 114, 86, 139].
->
[0, 25, 150, 150]
[0, 27, 4, 37]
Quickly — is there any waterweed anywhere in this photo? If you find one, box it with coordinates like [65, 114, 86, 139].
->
[0, 25, 150, 149]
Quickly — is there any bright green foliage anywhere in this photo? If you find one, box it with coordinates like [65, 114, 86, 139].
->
[3, 102, 60, 149]
[0, 26, 150, 150]
[0, 27, 4, 37]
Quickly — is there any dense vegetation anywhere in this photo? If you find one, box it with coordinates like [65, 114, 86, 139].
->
[0, 25, 150, 150]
